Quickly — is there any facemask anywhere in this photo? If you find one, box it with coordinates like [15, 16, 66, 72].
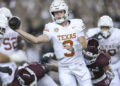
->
[101, 30, 111, 38]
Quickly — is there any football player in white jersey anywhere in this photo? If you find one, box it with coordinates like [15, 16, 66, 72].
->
[0, 14, 10, 63]
[0, 14, 17, 86]
[0, 7, 19, 55]
[0, 14, 12, 63]
[9, 0, 93, 86]
[0, 8, 58, 86]
[0, 7, 22, 86]
[86, 15, 120, 86]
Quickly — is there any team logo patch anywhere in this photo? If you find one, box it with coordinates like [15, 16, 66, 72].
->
[54, 28, 59, 32]
[72, 26, 76, 29]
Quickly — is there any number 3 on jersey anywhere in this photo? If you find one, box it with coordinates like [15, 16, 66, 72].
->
[3, 37, 17, 50]
[62, 40, 75, 57]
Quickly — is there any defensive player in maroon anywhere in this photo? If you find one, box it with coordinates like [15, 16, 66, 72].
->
[11, 62, 47, 86]
[83, 38, 114, 86]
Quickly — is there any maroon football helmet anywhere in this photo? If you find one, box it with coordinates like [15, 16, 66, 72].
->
[83, 38, 100, 61]
[12, 62, 45, 86]
[87, 38, 99, 54]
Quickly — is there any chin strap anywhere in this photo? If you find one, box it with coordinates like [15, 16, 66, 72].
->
[100, 32, 111, 39]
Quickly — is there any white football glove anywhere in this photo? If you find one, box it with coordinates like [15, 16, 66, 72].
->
[43, 52, 55, 58]
[106, 70, 114, 80]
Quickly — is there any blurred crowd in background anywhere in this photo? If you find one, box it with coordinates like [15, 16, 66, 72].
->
[0, 0, 120, 61]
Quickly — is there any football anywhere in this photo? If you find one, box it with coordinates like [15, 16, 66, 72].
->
[8, 16, 21, 30]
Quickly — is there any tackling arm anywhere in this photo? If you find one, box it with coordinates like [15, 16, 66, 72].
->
[46, 63, 58, 72]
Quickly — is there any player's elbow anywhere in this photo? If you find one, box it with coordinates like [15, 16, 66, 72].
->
[33, 38, 46, 44]
[33, 39, 40, 44]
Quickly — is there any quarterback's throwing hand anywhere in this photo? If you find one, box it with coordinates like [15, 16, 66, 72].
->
[8, 16, 21, 30]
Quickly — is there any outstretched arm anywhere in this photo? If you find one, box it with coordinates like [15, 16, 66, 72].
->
[17, 28, 50, 44]
[9, 16, 50, 44]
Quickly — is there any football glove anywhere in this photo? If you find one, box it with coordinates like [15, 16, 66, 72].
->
[106, 70, 114, 80]
[43, 52, 54, 58]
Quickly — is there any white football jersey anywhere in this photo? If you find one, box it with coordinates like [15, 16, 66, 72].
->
[99, 28, 120, 64]
[0, 27, 19, 85]
[86, 28, 120, 64]
[0, 27, 19, 55]
[86, 27, 100, 39]
[43, 19, 86, 65]
[26, 47, 40, 62]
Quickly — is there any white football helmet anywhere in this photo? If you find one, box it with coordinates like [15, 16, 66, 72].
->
[0, 14, 8, 39]
[49, 0, 69, 23]
[0, 7, 12, 20]
[98, 15, 113, 38]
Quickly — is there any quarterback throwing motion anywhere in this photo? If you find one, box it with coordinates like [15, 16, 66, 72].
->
[9, 0, 92, 86]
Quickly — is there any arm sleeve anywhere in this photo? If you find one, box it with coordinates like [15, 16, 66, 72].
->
[43, 24, 52, 40]
[76, 19, 86, 37]
[97, 53, 110, 67]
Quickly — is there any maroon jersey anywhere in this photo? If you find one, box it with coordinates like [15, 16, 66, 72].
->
[87, 53, 110, 80]
[85, 38, 112, 86]
[11, 62, 45, 86]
